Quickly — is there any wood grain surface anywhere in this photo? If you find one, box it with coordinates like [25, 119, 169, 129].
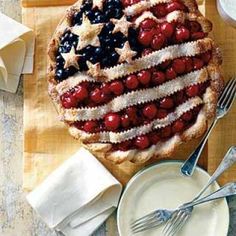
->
[0, 0, 235, 236]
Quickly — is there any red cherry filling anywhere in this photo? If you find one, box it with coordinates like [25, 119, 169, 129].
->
[135, 135, 150, 149]
[166, 1, 187, 13]
[175, 26, 190, 42]
[110, 81, 124, 95]
[137, 70, 151, 85]
[74, 85, 88, 101]
[143, 103, 158, 119]
[140, 19, 157, 30]
[104, 113, 121, 131]
[161, 22, 174, 38]
[83, 121, 98, 133]
[125, 74, 139, 89]
[61, 51, 210, 110]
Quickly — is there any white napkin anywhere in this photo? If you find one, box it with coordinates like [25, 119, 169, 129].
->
[26, 148, 123, 236]
[0, 13, 35, 93]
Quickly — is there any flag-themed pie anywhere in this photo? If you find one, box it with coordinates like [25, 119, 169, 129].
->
[47, 0, 224, 163]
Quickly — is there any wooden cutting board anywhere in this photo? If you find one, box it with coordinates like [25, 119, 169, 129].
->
[22, 0, 236, 191]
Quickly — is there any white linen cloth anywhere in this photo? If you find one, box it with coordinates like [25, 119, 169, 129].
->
[0, 13, 35, 93]
[26, 148, 123, 236]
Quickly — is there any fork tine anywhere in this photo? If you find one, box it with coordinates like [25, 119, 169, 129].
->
[162, 211, 180, 235]
[218, 79, 235, 105]
[132, 215, 161, 232]
[219, 79, 236, 107]
[131, 211, 157, 227]
[132, 217, 164, 234]
[224, 81, 236, 110]
[167, 213, 190, 236]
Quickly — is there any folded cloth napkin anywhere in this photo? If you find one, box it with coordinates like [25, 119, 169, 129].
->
[0, 13, 35, 93]
[26, 147, 123, 236]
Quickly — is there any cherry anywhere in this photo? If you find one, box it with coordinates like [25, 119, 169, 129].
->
[160, 126, 172, 138]
[174, 90, 185, 105]
[135, 135, 150, 150]
[193, 58, 204, 70]
[156, 109, 168, 119]
[172, 119, 184, 133]
[126, 107, 137, 121]
[172, 58, 186, 74]
[152, 71, 166, 85]
[83, 121, 98, 133]
[61, 94, 77, 108]
[175, 26, 190, 42]
[151, 33, 166, 50]
[138, 30, 153, 46]
[125, 75, 139, 89]
[130, 0, 140, 5]
[160, 60, 171, 69]
[191, 32, 205, 40]
[140, 19, 157, 30]
[104, 113, 121, 131]
[142, 48, 153, 56]
[182, 111, 193, 121]
[152, 4, 167, 17]
[90, 88, 103, 103]
[148, 132, 161, 144]
[160, 97, 174, 109]
[143, 103, 158, 119]
[184, 57, 193, 73]
[201, 51, 211, 64]
[161, 22, 174, 38]
[101, 83, 111, 95]
[121, 114, 130, 128]
[166, 1, 186, 13]
[186, 84, 199, 97]
[110, 81, 124, 95]
[188, 21, 201, 33]
[166, 67, 177, 80]
[122, 0, 131, 7]
[117, 140, 132, 151]
[74, 85, 88, 101]
[137, 70, 151, 85]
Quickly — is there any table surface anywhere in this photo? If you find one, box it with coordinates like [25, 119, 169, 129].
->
[0, 1, 235, 236]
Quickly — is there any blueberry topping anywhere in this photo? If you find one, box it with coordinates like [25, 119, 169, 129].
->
[56, 0, 135, 82]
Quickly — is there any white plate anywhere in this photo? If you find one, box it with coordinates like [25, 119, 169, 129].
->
[117, 161, 229, 236]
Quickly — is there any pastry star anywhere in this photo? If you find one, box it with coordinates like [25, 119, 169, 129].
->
[115, 42, 137, 63]
[92, 0, 104, 10]
[86, 61, 104, 78]
[71, 14, 104, 50]
[111, 15, 133, 37]
[61, 47, 80, 69]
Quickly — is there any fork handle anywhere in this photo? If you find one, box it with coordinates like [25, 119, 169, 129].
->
[181, 182, 236, 209]
[181, 118, 218, 176]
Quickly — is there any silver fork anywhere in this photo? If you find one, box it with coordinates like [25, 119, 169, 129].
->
[162, 182, 236, 236]
[181, 78, 236, 176]
[131, 146, 236, 234]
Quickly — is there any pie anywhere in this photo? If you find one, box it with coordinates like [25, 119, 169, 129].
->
[47, 0, 224, 164]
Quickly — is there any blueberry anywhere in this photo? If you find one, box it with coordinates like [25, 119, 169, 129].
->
[65, 67, 78, 77]
[85, 10, 95, 21]
[56, 69, 67, 81]
[114, 9, 123, 18]
[101, 57, 110, 67]
[110, 51, 119, 63]
[56, 55, 64, 65]
[80, 0, 92, 12]
[89, 56, 97, 64]
[73, 12, 83, 25]
[94, 47, 104, 60]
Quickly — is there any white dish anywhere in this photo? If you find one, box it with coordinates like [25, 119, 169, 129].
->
[117, 161, 229, 236]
